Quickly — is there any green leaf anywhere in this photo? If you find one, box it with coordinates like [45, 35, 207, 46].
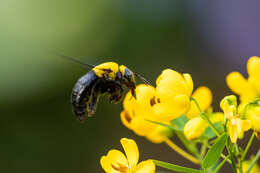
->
[170, 115, 189, 131]
[153, 160, 202, 173]
[202, 122, 224, 139]
[202, 133, 228, 169]
[145, 119, 179, 131]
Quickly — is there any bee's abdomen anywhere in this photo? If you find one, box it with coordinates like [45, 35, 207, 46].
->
[71, 71, 98, 122]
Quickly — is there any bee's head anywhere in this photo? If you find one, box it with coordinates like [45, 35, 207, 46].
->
[119, 65, 136, 98]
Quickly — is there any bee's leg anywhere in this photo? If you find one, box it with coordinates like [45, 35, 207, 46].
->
[87, 83, 100, 117]
[108, 83, 124, 104]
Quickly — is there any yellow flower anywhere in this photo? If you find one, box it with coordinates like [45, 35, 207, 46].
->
[186, 86, 213, 119]
[100, 138, 156, 173]
[246, 106, 260, 132]
[227, 116, 251, 143]
[226, 56, 260, 103]
[120, 84, 171, 143]
[154, 69, 193, 121]
[220, 95, 237, 119]
[121, 69, 195, 143]
[184, 113, 223, 140]
[220, 95, 251, 143]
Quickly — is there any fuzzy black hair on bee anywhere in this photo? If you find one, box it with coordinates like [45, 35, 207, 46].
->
[59, 54, 150, 122]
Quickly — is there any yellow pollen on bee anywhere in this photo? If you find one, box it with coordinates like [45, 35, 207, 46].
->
[93, 62, 119, 79]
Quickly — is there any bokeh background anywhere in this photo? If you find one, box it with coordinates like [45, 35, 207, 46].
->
[1, 0, 260, 172]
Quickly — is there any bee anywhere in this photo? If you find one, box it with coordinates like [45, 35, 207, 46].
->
[60, 55, 150, 122]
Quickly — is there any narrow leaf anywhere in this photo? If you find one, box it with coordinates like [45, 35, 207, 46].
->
[202, 133, 228, 169]
[153, 160, 202, 173]
[146, 119, 179, 131]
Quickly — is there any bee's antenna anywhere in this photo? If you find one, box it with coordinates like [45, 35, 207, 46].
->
[135, 73, 151, 85]
[56, 53, 96, 69]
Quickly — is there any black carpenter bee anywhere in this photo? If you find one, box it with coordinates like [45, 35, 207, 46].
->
[60, 55, 150, 122]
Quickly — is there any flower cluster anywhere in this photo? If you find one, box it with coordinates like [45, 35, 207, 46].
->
[100, 56, 260, 173]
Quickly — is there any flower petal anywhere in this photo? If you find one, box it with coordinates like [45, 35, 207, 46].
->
[131, 116, 157, 136]
[120, 138, 139, 168]
[120, 111, 133, 130]
[246, 106, 260, 132]
[100, 149, 128, 173]
[184, 117, 207, 140]
[153, 95, 190, 121]
[226, 72, 256, 101]
[187, 86, 212, 119]
[247, 56, 260, 77]
[156, 69, 193, 102]
[134, 160, 156, 173]
[146, 125, 170, 144]
[228, 120, 238, 143]
[183, 73, 193, 96]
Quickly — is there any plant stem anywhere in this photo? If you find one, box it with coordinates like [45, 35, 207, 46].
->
[190, 97, 202, 112]
[246, 149, 260, 173]
[164, 138, 200, 164]
[175, 131, 201, 159]
[213, 158, 228, 173]
[190, 97, 221, 137]
[200, 112, 221, 137]
[227, 141, 238, 173]
[200, 140, 207, 158]
[241, 132, 255, 161]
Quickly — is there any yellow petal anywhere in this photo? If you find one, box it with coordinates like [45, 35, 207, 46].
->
[120, 111, 133, 130]
[135, 84, 156, 108]
[134, 160, 156, 173]
[153, 95, 190, 121]
[184, 117, 207, 140]
[183, 73, 193, 96]
[248, 76, 260, 94]
[246, 106, 260, 132]
[228, 120, 238, 143]
[209, 112, 224, 123]
[156, 69, 193, 102]
[131, 116, 157, 136]
[241, 119, 251, 132]
[187, 86, 212, 119]
[120, 138, 139, 168]
[146, 125, 170, 144]
[226, 72, 250, 96]
[100, 149, 128, 173]
[247, 56, 260, 77]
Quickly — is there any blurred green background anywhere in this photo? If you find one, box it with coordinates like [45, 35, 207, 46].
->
[1, 1, 260, 172]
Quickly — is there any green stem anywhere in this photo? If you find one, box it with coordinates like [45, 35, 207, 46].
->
[175, 131, 200, 159]
[213, 158, 228, 173]
[190, 97, 221, 137]
[227, 141, 238, 173]
[190, 97, 202, 112]
[241, 132, 255, 161]
[246, 149, 260, 173]
[200, 112, 221, 137]
[200, 140, 207, 158]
